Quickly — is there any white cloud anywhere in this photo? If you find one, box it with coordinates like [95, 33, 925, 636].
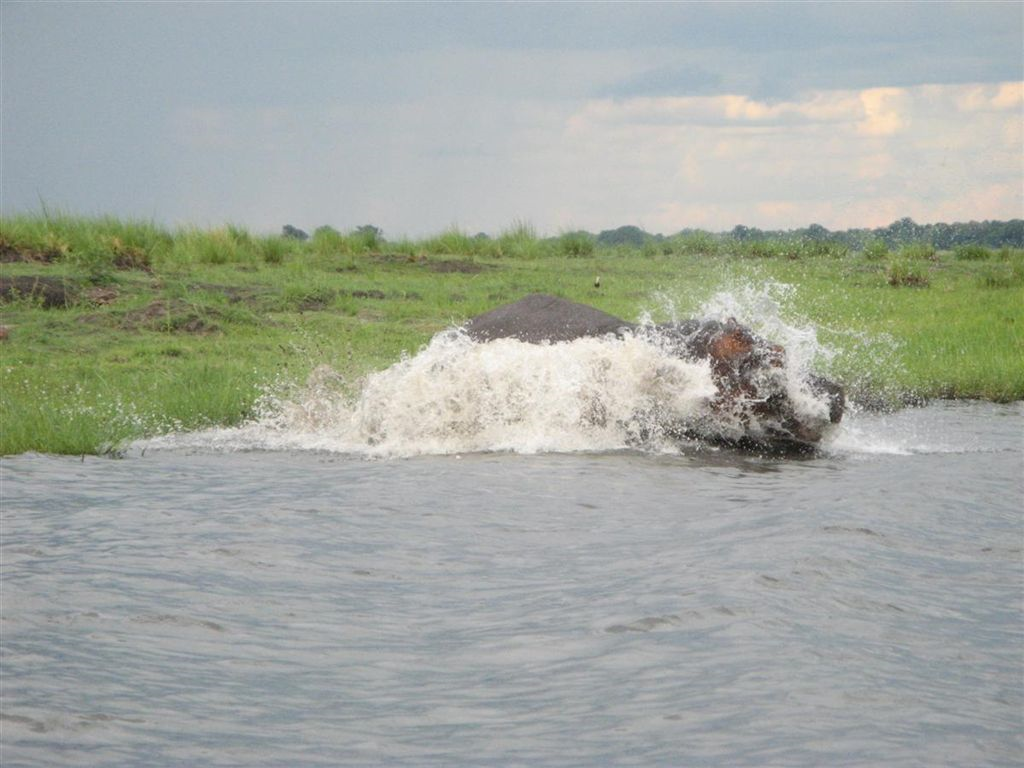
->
[857, 88, 909, 136]
[567, 91, 865, 130]
[954, 81, 1024, 112]
[553, 81, 1023, 232]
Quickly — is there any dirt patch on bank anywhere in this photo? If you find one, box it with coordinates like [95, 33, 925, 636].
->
[0, 242, 63, 264]
[118, 299, 220, 334]
[0, 241, 150, 269]
[369, 253, 494, 274]
[426, 259, 489, 274]
[183, 282, 269, 304]
[0, 275, 78, 307]
[370, 252, 425, 266]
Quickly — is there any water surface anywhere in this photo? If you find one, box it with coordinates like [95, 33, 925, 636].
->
[2, 401, 1022, 766]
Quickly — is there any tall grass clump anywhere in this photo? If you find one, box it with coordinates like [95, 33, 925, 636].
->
[641, 241, 661, 258]
[311, 226, 353, 256]
[886, 258, 930, 287]
[0, 217, 72, 261]
[953, 244, 991, 261]
[732, 238, 846, 259]
[259, 235, 292, 265]
[670, 232, 722, 256]
[383, 238, 421, 259]
[92, 216, 170, 269]
[737, 240, 792, 259]
[976, 252, 1024, 288]
[422, 227, 478, 256]
[172, 227, 258, 266]
[898, 242, 937, 261]
[226, 224, 255, 249]
[0, 389, 143, 455]
[558, 231, 595, 257]
[0, 363, 264, 456]
[352, 225, 383, 252]
[801, 239, 849, 258]
[0, 214, 59, 255]
[0, 212, 171, 266]
[69, 244, 118, 285]
[496, 220, 548, 259]
[997, 246, 1017, 261]
[862, 239, 889, 261]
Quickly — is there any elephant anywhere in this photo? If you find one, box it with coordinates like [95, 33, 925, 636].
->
[464, 293, 844, 454]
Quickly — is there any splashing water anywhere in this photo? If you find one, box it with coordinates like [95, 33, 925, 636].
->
[149, 331, 718, 457]
[697, 282, 826, 372]
[137, 284, 862, 458]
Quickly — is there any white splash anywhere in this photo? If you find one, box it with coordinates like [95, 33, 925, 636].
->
[696, 281, 830, 377]
[136, 284, 855, 458]
[140, 330, 721, 458]
[691, 282, 835, 436]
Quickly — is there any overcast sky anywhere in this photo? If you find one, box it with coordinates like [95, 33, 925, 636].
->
[2, 1, 1021, 237]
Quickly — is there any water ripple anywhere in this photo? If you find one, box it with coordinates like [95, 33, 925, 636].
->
[1, 402, 1021, 766]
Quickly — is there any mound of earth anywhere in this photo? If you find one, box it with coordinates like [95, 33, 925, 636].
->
[0, 275, 78, 308]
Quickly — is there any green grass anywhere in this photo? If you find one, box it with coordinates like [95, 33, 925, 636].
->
[954, 244, 991, 261]
[420, 227, 481, 256]
[886, 258, 930, 287]
[2, 214, 1022, 454]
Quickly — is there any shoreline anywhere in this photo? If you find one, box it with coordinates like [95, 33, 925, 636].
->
[2, 216, 1022, 455]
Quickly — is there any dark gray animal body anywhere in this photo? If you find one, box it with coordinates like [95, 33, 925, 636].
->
[465, 294, 627, 343]
[465, 294, 844, 453]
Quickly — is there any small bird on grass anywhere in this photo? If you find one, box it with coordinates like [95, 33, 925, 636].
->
[593, 275, 601, 289]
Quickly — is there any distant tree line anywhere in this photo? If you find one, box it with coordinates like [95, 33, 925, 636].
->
[282, 218, 1022, 251]
[282, 224, 382, 245]
[594, 218, 1023, 250]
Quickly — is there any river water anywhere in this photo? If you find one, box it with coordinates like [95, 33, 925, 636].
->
[1, 400, 1021, 766]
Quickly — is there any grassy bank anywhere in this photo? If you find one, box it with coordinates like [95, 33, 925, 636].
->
[2, 214, 1022, 455]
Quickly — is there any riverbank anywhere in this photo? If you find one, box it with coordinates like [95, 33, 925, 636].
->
[2, 215, 1022, 455]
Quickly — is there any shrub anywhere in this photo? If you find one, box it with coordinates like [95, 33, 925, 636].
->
[673, 232, 721, 256]
[194, 230, 240, 264]
[496, 220, 547, 259]
[227, 224, 255, 248]
[282, 224, 309, 241]
[99, 218, 170, 268]
[260, 236, 290, 265]
[314, 225, 341, 239]
[558, 231, 595, 257]
[886, 259, 930, 287]
[977, 256, 1024, 288]
[104, 236, 151, 270]
[386, 238, 421, 258]
[898, 242, 937, 261]
[741, 238, 848, 259]
[798, 240, 849, 258]
[281, 283, 338, 310]
[423, 228, 476, 255]
[312, 226, 350, 256]
[70, 244, 117, 285]
[953, 244, 990, 261]
[743, 240, 787, 258]
[353, 225, 383, 252]
[862, 239, 889, 261]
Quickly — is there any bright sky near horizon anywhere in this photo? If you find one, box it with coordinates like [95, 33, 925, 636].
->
[1, 1, 1022, 238]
